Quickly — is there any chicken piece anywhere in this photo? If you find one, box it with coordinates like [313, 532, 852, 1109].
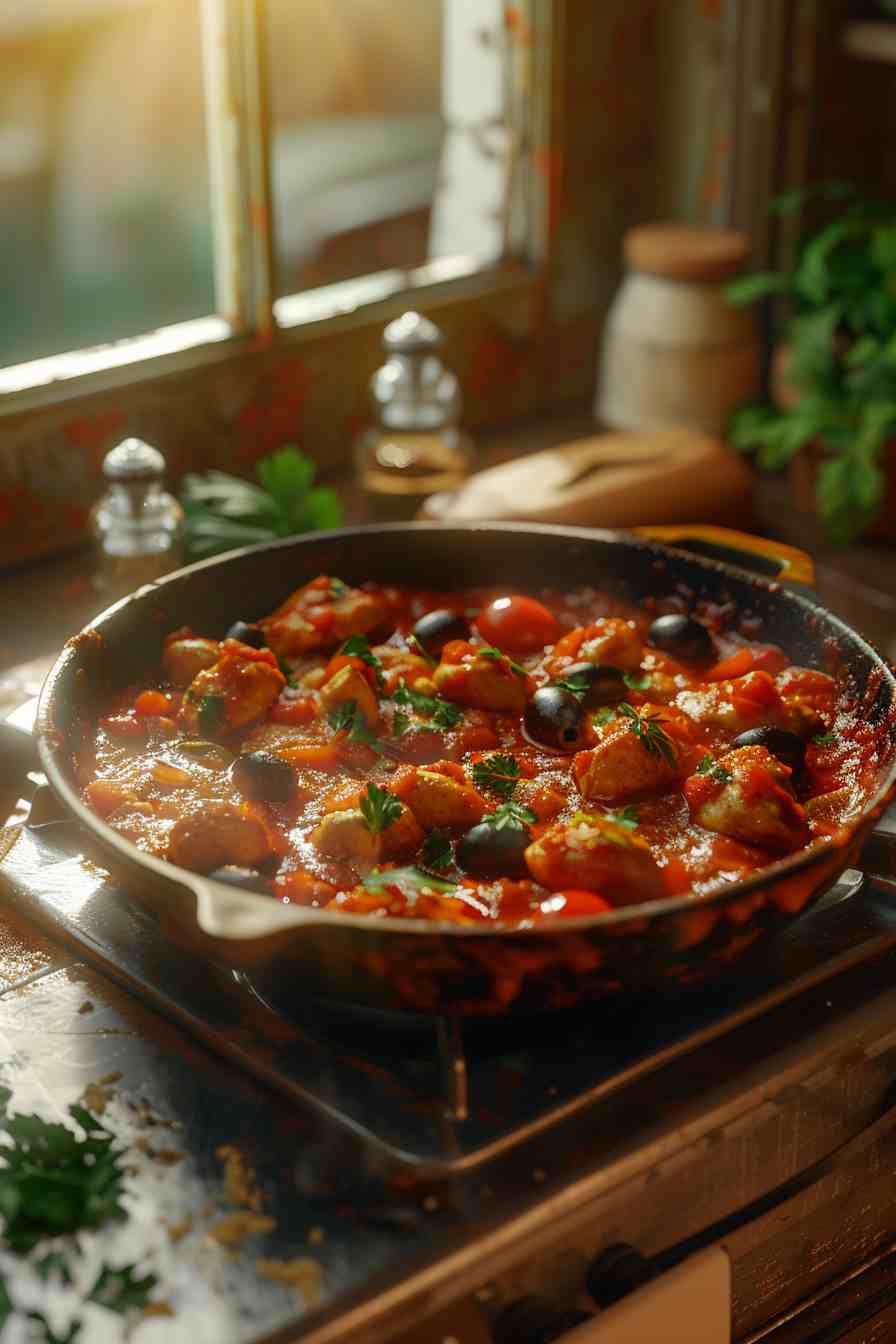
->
[432, 642, 531, 713]
[684, 745, 807, 853]
[525, 814, 665, 905]
[391, 761, 487, 830]
[162, 633, 221, 687]
[167, 801, 273, 873]
[674, 670, 784, 736]
[310, 801, 423, 870]
[574, 709, 683, 802]
[319, 664, 380, 730]
[549, 618, 643, 675]
[260, 575, 389, 657]
[179, 648, 285, 735]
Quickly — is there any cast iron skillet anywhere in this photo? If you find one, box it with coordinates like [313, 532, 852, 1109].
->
[35, 523, 896, 1017]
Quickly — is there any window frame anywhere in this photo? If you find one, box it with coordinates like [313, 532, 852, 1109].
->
[0, 0, 553, 419]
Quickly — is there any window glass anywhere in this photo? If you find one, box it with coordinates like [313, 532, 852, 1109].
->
[0, 1, 215, 369]
[267, 0, 518, 300]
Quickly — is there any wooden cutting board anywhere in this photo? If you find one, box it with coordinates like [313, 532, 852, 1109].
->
[418, 428, 753, 528]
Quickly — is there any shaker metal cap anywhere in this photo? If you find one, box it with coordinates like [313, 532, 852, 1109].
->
[102, 437, 166, 483]
[382, 311, 443, 354]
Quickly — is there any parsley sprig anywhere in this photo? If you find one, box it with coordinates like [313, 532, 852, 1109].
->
[482, 800, 536, 831]
[695, 753, 733, 784]
[420, 830, 453, 871]
[571, 807, 640, 842]
[623, 671, 652, 690]
[197, 692, 226, 734]
[472, 753, 521, 800]
[0, 1089, 126, 1252]
[477, 646, 527, 677]
[359, 783, 402, 835]
[813, 731, 836, 747]
[362, 866, 458, 897]
[618, 703, 678, 767]
[393, 681, 461, 729]
[340, 635, 385, 689]
[328, 701, 384, 754]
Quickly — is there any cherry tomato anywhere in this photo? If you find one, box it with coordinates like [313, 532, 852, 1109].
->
[133, 689, 174, 718]
[540, 890, 612, 917]
[475, 595, 560, 655]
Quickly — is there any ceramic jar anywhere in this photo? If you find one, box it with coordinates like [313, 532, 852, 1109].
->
[596, 224, 759, 436]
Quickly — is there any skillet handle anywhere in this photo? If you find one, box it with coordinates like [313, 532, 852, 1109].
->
[632, 524, 815, 587]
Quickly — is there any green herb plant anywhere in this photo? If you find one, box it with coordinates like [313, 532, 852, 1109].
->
[727, 182, 896, 543]
[359, 783, 402, 835]
[393, 682, 461, 730]
[481, 801, 536, 831]
[695, 754, 733, 784]
[618, 703, 677, 767]
[471, 754, 521, 800]
[327, 701, 383, 754]
[181, 444, 343, 559]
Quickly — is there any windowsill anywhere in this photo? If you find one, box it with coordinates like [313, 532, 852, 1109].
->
[2, 404, 896, 676]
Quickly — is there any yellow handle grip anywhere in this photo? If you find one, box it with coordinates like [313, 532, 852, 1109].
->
[632, 524, 815, 586]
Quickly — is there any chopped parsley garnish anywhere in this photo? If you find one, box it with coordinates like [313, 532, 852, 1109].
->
[421, 830, 453, 871]
[406, 633, 433, 662]
[555, 669, 596, 694]
[339, 635, 385, 689]
[571, 808, 639, 843]
[276, 656, 292, 678]
[592, 706, 617, 726]
[623, 671, 652, 690]
[362, 866, 458, 898]
[329, 577, 348, 598]
[327, 700, 384, 754]
[88, 1262, 159, 1314]
[813, 732, 836, 747]
[392, 709, 411, 737]
[197, 692, 226, 734]
[618, 702, 678, 767]
[393, 681, 461, 729]
[477, 646, 527, 677]
[472, 753, 521, 800]
[359, 782, 402, 835]
[0, 1088, 126, 1252]
[482, 800, 537, 831]
[695, 753, 733, 784]
[606, 804, 640, 830]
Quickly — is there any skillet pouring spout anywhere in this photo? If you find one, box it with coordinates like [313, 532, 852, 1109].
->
[34, 523, 896, 1017]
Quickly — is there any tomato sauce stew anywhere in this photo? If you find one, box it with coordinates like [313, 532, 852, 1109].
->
[80, 575, 880, 925]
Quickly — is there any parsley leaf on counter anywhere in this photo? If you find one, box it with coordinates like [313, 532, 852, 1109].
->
[482, 801, 537, 831]
[89, 1262, 159, 1314]
[0, 1089, 126, 1252]
[472, 754, 521, 800]
[393, 681, 461, 730]
[359, 783, 402, 835]
[339, 636, 385, 689]
[327, 701, 384, 755]
[695, 753, 733, 784]
[181, 444, 343, 560]
[420, 830, 453, 872]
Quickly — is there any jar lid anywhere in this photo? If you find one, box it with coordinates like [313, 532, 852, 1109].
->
[623, 224, 750, 282]
[102, 437, 166, 483]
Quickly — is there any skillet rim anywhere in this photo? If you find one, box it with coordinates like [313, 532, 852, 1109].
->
[35, 521, 896, 941]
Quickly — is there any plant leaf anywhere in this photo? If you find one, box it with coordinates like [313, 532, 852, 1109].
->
[725, 271, 790, 305]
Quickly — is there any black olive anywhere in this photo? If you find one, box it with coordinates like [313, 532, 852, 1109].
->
[230, 750, 296, 803]
[523, 687, 585, 752]
[646, 614, 715, 662]
[730, 726, 807, 772]
[555, 661, 626, 708]
[208, 866, 271, 893]
[457, 822, 531, 879]
[226, 620, 266, 648]
[411, 608, 471, 658]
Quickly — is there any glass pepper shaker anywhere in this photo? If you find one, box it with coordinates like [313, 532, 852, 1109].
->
[89, 437, 184, 599]
[354, 311, 474, 519]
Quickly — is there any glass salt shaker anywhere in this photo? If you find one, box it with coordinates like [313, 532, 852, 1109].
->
[354, 311, 474, 519]
[89, 437, 184, 600]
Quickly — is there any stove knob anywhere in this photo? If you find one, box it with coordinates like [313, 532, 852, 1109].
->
[491, 1295, 590, 1344]
[585, 1242, 652, 1308]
